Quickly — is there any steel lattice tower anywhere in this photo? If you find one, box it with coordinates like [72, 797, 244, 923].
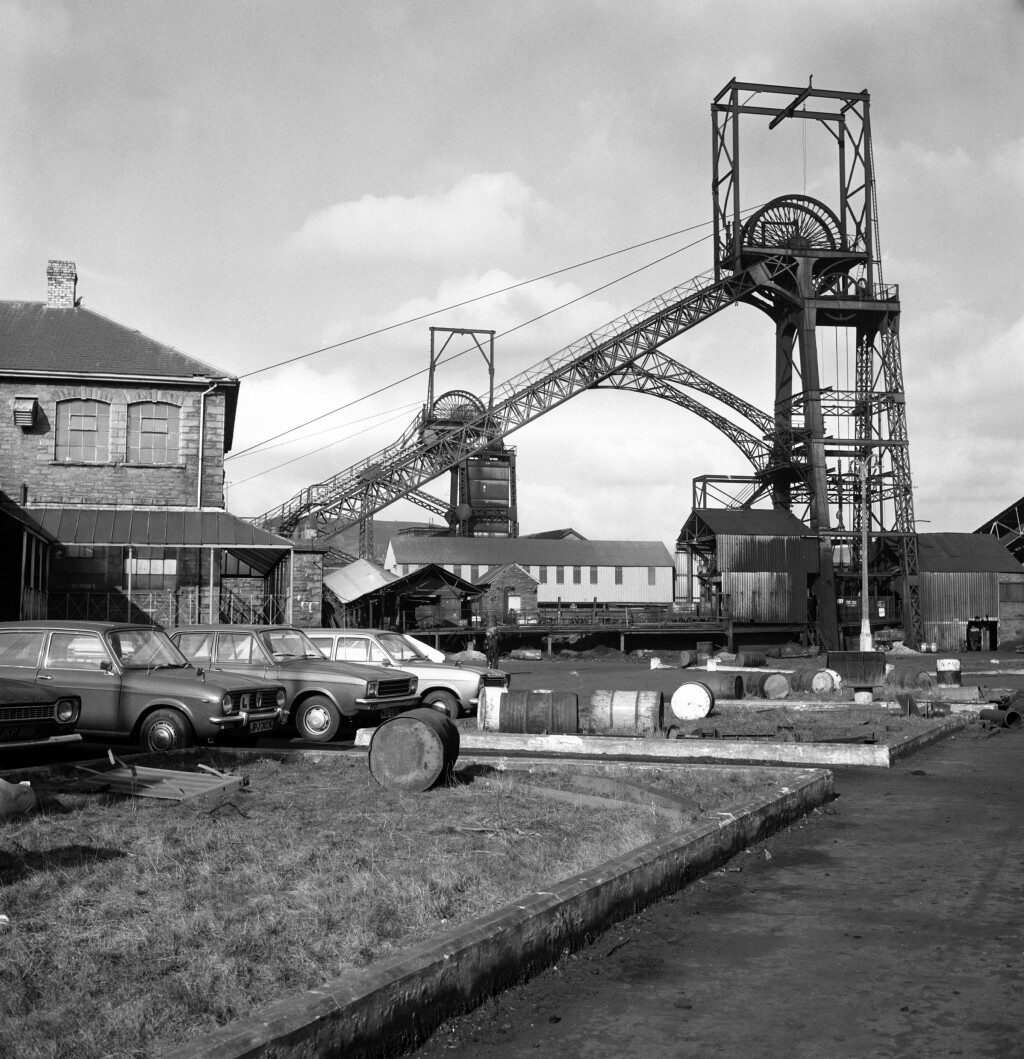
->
[712, 79, 922, 648]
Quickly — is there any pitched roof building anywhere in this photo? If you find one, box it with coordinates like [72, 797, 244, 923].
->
[0, 261, 319, 626]
[386, 536, 674, 608]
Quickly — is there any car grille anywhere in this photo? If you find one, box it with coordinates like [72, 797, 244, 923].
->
[0, 704, 55, 722]
[227, 688, 279, 713]
[377, 678, 416, 698]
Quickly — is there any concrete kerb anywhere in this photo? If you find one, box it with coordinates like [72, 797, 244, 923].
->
[154, 760, 832, 1059]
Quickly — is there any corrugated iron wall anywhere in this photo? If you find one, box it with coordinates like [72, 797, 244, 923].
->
[722, 572, 796, 622]
[920, 571, 999, 651]
[718, 535, 817, 624]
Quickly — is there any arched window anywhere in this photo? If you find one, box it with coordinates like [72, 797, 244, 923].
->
[55, 399, 110, 462]
[127, 402, 180, 464]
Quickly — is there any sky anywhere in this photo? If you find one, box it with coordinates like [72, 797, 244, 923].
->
[1, 0, 1021, 550]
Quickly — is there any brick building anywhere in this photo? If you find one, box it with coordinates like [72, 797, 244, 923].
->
[0, 260, 323, 626]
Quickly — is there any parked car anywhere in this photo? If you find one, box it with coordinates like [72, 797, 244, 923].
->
[0, 675, 82, 751]
[306, 629, 509, 719]
[169, 625, 420, 741]
[0, 622, 287, 753]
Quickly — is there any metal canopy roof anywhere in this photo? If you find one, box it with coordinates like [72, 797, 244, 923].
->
[18, 507, 291, 576]
[22, 507, 290, 549]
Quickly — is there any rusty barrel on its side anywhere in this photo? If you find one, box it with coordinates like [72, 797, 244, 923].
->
[742, 672, 791, 699]
[667, 681, 715, 721]
[579, 690, 663, 736]
[368, 708, 460, 792]
[692, 672, 744, 700]
[735, 651, 767, 668]
[493, 690, 578, 734]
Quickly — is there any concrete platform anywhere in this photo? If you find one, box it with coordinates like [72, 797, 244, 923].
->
[161, 762, 832, 1059]
[357, 716, 966, 768]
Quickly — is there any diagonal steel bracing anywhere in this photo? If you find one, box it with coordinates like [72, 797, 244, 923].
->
[257, 259, 789, 535]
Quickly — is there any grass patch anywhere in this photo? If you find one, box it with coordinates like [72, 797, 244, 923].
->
[0, 752, 785, 1058]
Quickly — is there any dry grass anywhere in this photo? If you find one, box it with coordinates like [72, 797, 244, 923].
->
[0, 752, 783, 1058]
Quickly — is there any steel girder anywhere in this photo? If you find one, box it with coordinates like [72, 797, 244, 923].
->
[595, 359, 770, 470]
[257, 260, 790, 536]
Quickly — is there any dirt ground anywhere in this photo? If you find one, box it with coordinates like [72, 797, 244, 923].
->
[407, 668, 1024, 1059]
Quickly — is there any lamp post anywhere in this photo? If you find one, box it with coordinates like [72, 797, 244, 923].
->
[859, 457, 873, 651]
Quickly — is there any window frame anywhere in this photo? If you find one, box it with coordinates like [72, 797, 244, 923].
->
[127, 401, 181, 465]
[54, 398, 111, 463]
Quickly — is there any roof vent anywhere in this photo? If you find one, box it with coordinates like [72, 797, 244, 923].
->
[13, 396, 38, 428]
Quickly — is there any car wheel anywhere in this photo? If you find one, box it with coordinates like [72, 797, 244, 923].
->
[140, 709, 195, 753]
[296, 695, 341, 742]
[422, 689, 460, 720]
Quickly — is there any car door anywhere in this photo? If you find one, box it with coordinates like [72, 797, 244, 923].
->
[211, 630, 290, 691]
[38, 630, 122, 736]
[334, 635, 389, 665]
[306, 635, 334, 660]
[0, 629, 47, 684]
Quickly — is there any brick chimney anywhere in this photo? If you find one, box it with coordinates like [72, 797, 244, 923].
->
[46, 260, 78, 308]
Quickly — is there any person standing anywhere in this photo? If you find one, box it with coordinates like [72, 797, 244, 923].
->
[485, 624, 500, 668]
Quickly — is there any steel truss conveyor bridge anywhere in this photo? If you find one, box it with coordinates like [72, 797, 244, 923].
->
[256, 260, 783, 538]
[257, 79, 924, 651]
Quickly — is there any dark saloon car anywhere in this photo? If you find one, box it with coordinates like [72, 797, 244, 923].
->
[0, 622, 287, 753]
[0, 676, 81, 751]
[170, 625, 419, 741]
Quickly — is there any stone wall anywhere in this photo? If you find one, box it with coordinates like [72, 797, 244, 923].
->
[478, 565, 538, 625]
[290, 542, 327, 627]
[0, 381, 229, 507]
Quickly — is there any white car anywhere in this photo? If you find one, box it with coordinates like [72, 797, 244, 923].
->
[307, 629, 509, 719]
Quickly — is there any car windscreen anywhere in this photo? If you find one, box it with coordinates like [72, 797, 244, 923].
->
[378, 633, 430, 662]
[107, 628, 191, 670]
[259, 628, 324, 660]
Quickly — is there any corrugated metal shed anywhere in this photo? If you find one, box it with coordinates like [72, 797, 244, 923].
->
[389, 537, 674, 568]
[918, 533, 1021, 574]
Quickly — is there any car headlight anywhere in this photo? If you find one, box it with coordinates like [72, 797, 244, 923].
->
[410, 677, 417, 692]
[366, 681, 378, 698]
[221, 693, 234, 716]
[276, 689, 286, 709]
[56, 698, 78, 723]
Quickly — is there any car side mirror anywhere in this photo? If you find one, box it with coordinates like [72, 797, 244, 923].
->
[100, 660, 113, 673]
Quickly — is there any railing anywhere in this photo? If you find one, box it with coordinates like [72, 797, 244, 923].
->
[48, 591, 287, 627]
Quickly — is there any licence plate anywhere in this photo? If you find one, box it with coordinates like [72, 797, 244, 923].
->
[378, 708, 400, 720]
[248, 719, 276, 734]
[1, 725, 43, 741]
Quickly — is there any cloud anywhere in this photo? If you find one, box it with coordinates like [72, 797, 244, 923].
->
[287, 172, 539, 264]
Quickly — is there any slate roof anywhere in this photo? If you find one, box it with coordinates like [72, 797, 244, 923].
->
[0, 301, 235, 382]
[917, 533, 1022, 574]
[389, 537, 674, 567]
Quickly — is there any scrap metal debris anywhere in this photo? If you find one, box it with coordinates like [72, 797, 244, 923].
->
[68, 750, 249, 802]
